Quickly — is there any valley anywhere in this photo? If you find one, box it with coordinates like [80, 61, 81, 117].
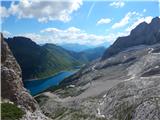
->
[5, 37, 105, 80]
[34, 17, 160, 120]
[1, 0, 160, 119]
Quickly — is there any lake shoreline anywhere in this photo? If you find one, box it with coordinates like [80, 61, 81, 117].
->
[24, 69, 80, 96]
[24, 67, 81, 81]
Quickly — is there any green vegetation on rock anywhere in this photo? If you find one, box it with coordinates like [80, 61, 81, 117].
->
[1, 103, 25, 120]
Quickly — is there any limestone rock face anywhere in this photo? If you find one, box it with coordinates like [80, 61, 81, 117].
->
[1, 34, 37, 112]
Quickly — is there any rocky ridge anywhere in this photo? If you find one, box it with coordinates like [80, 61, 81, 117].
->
[102, 17, 160, 60]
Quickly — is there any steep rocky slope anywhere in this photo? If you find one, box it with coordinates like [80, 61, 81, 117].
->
[1, 34, 51, 120]
[36, 17, 160, 120]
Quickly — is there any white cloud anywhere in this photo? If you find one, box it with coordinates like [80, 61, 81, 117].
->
[112, 11, 141, 29]
[40, 26, 132, 45]
[3, 0, 82, 23]
[40, 27, 108, 45]
[15, 26, 129, 46]
[125, 16, 153, 33]
[105, 31, 130, 44]
[18, 33, 52, 43]
[109, 0, 125, 8]
[97, 18, 111, 25]
[2, 27, 118, 46]
[108, 13, 153, 43]
[0, 6, 9, 18]
[41, 27, 81, 34]
[2, 30, 12, 37]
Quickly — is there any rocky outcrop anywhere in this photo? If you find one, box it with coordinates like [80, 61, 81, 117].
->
[102, 17, 160, 60]
[96, 48, 160, 120]
[1, 33, 38, 111]
[1, 33, 52, 120]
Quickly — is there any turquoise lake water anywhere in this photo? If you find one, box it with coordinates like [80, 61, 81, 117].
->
[24, 71, 76, 95]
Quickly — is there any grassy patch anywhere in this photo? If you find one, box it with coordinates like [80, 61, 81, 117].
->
[1, 103, 25, 120]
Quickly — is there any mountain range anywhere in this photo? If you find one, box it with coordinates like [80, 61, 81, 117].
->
[1, 17, 160, 120]
[36, 17, 160, 120]
[59, 43, 94, 52]
[5, 37, 105, 80]
[102, 17, 160, 60]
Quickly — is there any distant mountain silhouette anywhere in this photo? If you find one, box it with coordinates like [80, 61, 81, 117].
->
[59, 43, 94, 52]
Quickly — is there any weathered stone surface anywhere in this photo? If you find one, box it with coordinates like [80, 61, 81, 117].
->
[1, 33, 52, 120]
[1, 33, 38, 111]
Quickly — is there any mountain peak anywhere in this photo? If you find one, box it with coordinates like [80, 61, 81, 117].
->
[102, 17, 160, 60]
[151, 17, 160, 24]
[150, 17, 160, 31]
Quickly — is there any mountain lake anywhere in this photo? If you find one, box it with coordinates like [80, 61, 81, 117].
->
[24, 70, 78, 95]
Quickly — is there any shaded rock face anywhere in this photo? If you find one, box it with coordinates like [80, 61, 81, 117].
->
[102, 17, 160, 60]
[1, 34, 38, 112]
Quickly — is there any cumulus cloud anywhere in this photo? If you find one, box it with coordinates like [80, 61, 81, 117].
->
[105, 31, 130, 44]
[41, 27, 81, 34]
[40, 26, 131, 45]
[109, 0, 125, 8]
[40, 27, 108, 45]
[2, 0, 82, 23]
[108, 13, 154, 43]
[1, 27, 120, 46]
[112, 11, 141, 29]
[18, 33, 53, 43]
[97, 18, 111, 25]
[125, 16, 153, 33]
[0, 6, 9, 18]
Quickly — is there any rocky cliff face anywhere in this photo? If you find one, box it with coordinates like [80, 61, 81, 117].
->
[1, 34, 37, 111]
[36, 17, 160, 120]
[1, 34, 51, 120]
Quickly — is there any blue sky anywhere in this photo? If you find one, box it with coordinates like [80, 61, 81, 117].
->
[1, 0, 159, 46]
